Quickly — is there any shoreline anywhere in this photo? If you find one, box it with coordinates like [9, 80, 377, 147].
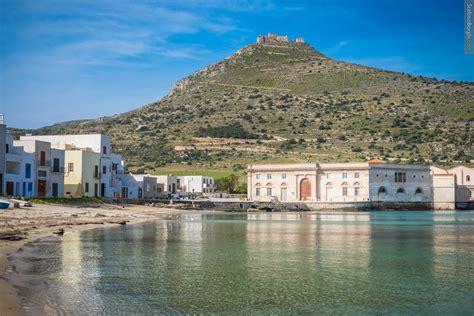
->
[0, 202, 188, 316]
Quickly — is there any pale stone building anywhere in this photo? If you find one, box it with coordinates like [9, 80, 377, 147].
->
[448, 165, 474, 208]
[247, 161, 433, 207]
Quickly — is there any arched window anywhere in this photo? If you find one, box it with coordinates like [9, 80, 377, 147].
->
[467, 175, 471, 182]
[266, 182, 272, 187]
[325, 182, 332, 187]
[397, 188, 405, 194]
[280, 182, 288, 187]
[353, 182, 360, 187]
[341, 182, 348, 187]
[415, 188, 423, 194]
[378, 187, 386, 194]
[254, 182, 261, 187]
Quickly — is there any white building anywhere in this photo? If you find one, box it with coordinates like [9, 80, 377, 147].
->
[4, 135, 36, 197]
[177, 175, 215, 195]
[247, 161, 434, 207]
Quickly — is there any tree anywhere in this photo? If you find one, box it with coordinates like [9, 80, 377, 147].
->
[215, 174, 241, 193]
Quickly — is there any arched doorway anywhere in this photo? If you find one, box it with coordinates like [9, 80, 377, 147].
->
[300, 178, 311, 201]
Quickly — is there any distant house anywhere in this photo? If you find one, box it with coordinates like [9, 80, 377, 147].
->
[153, 175, 178, 196]
[177, 175, 215, 195]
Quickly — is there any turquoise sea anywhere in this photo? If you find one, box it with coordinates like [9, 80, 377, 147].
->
[8, 211, 474, 315]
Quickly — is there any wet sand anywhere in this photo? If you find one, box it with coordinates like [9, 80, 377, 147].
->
[0, 202, 185, 315]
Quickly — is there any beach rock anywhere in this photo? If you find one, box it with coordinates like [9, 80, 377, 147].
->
[53, 228, 65, 235]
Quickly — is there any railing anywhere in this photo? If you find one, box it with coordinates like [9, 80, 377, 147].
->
[52, 167, 65, 174]
[37, 160, 51, 167]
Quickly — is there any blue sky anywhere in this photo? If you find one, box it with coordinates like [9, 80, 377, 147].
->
[1, 0, 472, 128]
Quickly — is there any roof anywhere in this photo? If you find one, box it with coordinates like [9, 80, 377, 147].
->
[368, 159, 385, 163]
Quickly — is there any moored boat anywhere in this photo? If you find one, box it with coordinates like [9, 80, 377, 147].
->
[0, 199, 10, 209]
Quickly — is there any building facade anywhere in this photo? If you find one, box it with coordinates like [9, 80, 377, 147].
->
[63, 149, 101, 197]
[154, 175, 178, 196]
[0, 117, 6, 195]
[177, 176, 215, 195]
[247, 161, 433, 206]
[21, 134, 116, 198]
[447, 166, 474, 208]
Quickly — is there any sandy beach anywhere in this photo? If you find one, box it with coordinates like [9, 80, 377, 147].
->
[0, 202, 184, 316]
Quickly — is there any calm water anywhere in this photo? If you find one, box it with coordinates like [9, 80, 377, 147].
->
[8, 211, 474, 315]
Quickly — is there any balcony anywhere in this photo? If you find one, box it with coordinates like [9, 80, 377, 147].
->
[37, 160, 51, 167]
[52, 167, 65, 174]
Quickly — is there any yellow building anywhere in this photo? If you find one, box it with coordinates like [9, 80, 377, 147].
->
[64, 149, 101, 197]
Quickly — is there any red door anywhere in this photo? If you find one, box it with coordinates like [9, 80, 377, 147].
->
[300, 178, 311, 201]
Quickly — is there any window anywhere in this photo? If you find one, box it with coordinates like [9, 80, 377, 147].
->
[397, 188, 405, 194]
[395, 172, 406, 183]
[267, 174, 272, 179]
[5, 144, 8, 154]
[103, 146, 107, 154]
[354, 187, 360, 196]
[415, 188, 423, 194]
[267, 188, 272, 196]
[282, 173, 287, 179]
[342, 172, 347, 179]
[28, 182, 32, 192]
[256, 174, 260, 180]
[85, 182, 89, 193]
[94, 166, 99, 178]
[256, 188, 261, 196]
[25, 163, 31, 179]
[354, 172, 359, 178]
[326, 173, 331, 179]
[467, 175, 471, 182]
[342, 187, 348, 196]
[38, 170, 47, 177]
[68, 163, 74, 172]
[53, 158, 60, 172]
[102, 165, 107, 175]
[40, 151, 46, 166]
[378, 187, 387, 194]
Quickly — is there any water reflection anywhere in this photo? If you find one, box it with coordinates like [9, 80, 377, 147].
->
[9, 211, 474, 315]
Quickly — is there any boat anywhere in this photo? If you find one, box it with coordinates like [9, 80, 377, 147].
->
[0, 199, 10, 209]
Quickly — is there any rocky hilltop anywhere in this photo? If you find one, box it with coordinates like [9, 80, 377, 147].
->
[28, 41, 473, 173]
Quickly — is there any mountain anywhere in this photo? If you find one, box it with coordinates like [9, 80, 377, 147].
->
[27, 41, 474, 175]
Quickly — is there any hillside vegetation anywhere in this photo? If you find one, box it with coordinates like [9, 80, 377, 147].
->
[25, 42, 473, 174]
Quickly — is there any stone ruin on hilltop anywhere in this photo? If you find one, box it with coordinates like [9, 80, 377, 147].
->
[256, 32, 304, 44]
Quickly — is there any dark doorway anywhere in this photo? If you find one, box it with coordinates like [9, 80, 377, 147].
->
[6, 181, 14, 195]
[52, 183, 58, 197]
[0, 174, 3, 195]
[101, 183, 106, 197]
[37, 180, 46, 196]
[94, 183, 98, 197]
